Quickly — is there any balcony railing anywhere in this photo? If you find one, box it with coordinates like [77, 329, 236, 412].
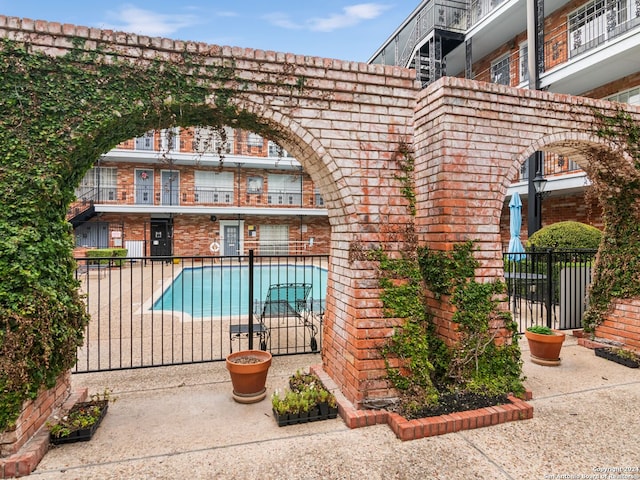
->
[70, 184, 326, 211]
[373, 0, 506, 67]
[518, 152, 583, 183]
[397, 0, 469, 67]
[119, 136, 297, 160]
[468, 12, 640, 86]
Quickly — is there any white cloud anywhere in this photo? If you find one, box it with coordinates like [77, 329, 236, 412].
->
[264, 3, 390, 33]
[263, 12, 303, 30]
[309, 3, 391, 32]
[103, 5, 200, 36]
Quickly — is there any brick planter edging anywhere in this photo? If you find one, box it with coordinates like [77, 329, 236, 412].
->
[0, 388, 87, 479]
[310, 365, 534, 441]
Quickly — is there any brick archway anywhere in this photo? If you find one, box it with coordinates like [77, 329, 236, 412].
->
[1, 17, 639, 409]
[415, 77, 640, 354]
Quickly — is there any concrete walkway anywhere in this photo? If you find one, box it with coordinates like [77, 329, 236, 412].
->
[31, 336, 640, 479]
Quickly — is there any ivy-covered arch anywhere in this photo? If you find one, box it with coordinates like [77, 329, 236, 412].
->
[509, 127, 640, 334]
[0, 39, 267, 429]
[0, 33, 399, 429]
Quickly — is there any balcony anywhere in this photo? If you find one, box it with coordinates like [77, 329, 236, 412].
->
[69, 184, 327, 221]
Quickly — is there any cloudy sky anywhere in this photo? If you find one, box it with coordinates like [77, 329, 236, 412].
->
[0, 1, 418, 62]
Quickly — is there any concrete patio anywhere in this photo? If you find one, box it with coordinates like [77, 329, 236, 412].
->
[30, 335, 640, 480]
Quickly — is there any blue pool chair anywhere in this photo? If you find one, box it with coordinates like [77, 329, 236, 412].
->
[230, 283, 318, 352]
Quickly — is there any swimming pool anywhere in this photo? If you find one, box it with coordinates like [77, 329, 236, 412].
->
[151, 264, 328, 318]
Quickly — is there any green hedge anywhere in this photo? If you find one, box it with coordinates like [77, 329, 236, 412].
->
[528, 221, 602, 250]
[85, 248, 128, 266]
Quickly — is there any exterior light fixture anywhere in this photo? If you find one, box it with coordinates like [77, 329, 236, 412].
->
[533, 173, 547, 195]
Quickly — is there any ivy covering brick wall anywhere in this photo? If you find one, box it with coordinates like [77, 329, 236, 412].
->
[0, 37, 280, 431]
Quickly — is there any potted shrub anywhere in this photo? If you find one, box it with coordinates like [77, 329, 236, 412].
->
[524, 325, 566, 366]
[225, 350, 272, 403]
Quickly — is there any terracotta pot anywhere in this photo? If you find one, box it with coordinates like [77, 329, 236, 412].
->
[225, 350, 272, 403]
[525, 330, 566, 366]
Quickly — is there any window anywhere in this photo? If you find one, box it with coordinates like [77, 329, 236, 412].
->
[247, 132, 263, 147]
[491, 55, 511, 86]
[519, 43, 529, 85]
[76, 167, 117, 202]
[160, 127, 180, 152]
[268, 141, 294, 158]
[247, 176, 263, 194]
[135, 131, 155, 150]
[194, 171, 234, 203]
[259, 225, 289, 255]
[267, 174, 302, 206]
[314, 189, 325, 207]
[192, 126, 234, 154]
[606, 86, 640, 105]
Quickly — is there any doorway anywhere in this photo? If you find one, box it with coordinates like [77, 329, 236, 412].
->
[150, 219, 172, 257]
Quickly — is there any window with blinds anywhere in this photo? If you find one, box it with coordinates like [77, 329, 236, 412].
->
[267, 174, 302, 206]
[259, 225, 289, 255]
[194, 170, 234, 203]
[76, 167, 117, 202]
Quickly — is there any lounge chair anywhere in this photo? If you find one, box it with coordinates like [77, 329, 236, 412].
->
[229, 283, 319, 352]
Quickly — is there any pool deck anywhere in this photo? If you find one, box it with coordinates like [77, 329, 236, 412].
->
[29, 334, 640, 480]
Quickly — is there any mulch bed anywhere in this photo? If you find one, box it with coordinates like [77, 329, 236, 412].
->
[390, 391, 509, 420]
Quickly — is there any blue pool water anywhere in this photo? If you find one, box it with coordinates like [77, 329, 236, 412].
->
[152, 265, 328, 318]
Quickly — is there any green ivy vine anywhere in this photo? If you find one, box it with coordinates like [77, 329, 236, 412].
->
[0, 37, 290, 431]
[582, 108, 640, 332]
[380, 242, 524, 417]
[373, 143, 524, 418]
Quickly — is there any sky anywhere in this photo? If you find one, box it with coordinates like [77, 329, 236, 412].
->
[0, 1, 418, 63]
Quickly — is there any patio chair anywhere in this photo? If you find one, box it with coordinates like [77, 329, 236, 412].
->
[229, 283, 318, 352]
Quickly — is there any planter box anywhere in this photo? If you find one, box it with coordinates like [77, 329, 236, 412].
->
[50, 402, 108, 445]
[272, 405, 338, 427]
[594, 348, 640, 368]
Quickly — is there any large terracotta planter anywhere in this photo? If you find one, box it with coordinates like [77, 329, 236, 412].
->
[525, 330, 566, 366]
[225, 350, 272, 403]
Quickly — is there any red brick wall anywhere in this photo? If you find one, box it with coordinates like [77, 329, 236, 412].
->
[596, 299, 640, 352]
[0, 373, 70, 457]
[94, 213, 331, 256]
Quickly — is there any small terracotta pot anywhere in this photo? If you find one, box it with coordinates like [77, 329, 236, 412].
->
[525, 330, 566, 366]
[225, 350, 272, 403]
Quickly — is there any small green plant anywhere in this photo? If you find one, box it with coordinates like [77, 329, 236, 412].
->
[47, 389, 113, 439]
[609, 347, 640, 362]
[272, 372, 336, 415]
[526, 325, 555, 335]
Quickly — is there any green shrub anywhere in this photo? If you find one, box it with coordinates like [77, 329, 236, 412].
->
[86, 248, 128, 266]
[528, 221, 601, 250]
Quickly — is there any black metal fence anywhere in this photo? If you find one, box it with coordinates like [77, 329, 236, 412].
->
[73, 251, 329, 373]
[503, 249, 597, 333]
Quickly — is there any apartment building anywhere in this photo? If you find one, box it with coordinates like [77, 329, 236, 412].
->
[370, 0, 640, 245]
[68, 127, 330, 257]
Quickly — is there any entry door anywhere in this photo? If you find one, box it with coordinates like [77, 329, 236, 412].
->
[224, 225, 239, 256]
[150, 220, 172, 257]
[135, 169, 154, 205]
[161, 171, 179, 205]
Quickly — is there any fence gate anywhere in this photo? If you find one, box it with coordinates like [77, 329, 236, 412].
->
[73, 252, 328, 373]
[504, 249, 596, 333]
